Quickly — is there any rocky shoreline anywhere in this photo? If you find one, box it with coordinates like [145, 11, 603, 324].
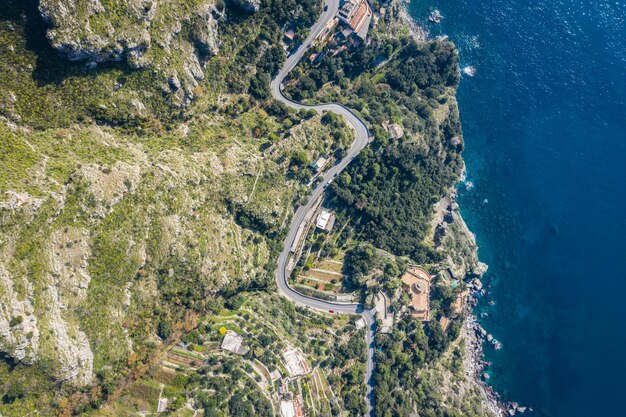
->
[431, 188, 527, 416]
[464, 297, 530, 416]
[394, 2, 529, 414]
[462, 313, 505, 416]
[397, 0, 429, 41]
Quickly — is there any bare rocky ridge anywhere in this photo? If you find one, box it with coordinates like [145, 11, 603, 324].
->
[38, 0, 222, 103]
[39, 0, 156, 66]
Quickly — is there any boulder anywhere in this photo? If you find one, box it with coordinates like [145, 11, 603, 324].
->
[473, 261, 489, 277]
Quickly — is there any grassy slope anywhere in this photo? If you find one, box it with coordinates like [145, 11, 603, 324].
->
[0, 0, 353, 414]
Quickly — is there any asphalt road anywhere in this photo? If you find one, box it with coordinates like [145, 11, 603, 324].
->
[270, 1, 376, 415]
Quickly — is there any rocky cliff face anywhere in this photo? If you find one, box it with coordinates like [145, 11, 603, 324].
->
[0, 187, 97, 386]
[39, 0, 156, 66]
[38, 0, 222, 103]
[432, 194, 488, 280]
[0, 261, 39, 364]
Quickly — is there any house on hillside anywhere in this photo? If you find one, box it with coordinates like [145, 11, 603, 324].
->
[316, 209, 335, 232]
[401, 267, 432, 321]
[220, 331, 249, 355]
[284, 28, 295, 42]
[312, 156, 328, 172]
[281, 400, 295, 417]
[283, 348, 310, 378]
[337, 0, 373, 41]
[383, 121, 405, 139]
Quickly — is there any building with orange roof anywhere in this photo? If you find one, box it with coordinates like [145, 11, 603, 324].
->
[452, 290, 469, 315]
[439, 316, 451, 331]
[401, 267, 432, 321]
[337, 0, 372, 41]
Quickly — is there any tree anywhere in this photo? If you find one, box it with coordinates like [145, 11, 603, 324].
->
[157, 320, 172, 340]
[2, 382, 24, 404]
[229, 392, 254, 417]
[290, 151, 309, 167]
[345, 244, 375, 277]
[225, 294, 246, 310]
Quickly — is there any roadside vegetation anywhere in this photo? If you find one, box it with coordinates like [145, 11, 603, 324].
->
[281, 1, 491, 416]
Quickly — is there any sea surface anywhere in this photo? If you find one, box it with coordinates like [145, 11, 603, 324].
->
[409, 0, 626, 416]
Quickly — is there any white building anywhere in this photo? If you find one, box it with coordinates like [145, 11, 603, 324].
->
[283, 348, 310, 377]
[316, 210, 335, 232]
[280, 400, 296, 417]
[220, 331, 249, 355]
[270, 369, 282, 382]
[355, 317, 366, 329]
[312, 156, 328, 172]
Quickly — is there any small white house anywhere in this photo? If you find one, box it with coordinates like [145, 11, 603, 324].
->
[280, 400, 296, 417]
[312, 156, 328, 172]
[221, 331, 249, 355]
[316, 210, 335, 232]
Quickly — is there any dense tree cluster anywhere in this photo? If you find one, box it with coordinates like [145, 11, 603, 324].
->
[374, 317, 473, 417]
[330, 136, 460, 263]
[188, 359, 273, 417]
[342, 244, 406, 299]
[384, 42, 460, 94]
[322, 330, 368, 416]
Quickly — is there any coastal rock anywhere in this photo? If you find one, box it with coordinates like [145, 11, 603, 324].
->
[473, 261, 489, 277]
[472, 278, 483, 291]
[450, 135, 462, 147]
[431, 195, 485, 279]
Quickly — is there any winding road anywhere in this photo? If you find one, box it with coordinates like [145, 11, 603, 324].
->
[271, 0, 375, 415]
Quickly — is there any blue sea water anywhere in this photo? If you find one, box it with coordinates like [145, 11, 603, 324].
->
[409, 1, 626, 416]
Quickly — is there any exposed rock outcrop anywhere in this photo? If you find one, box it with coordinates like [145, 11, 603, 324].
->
[38, 0, 221, 104]
[432, 194, 486, 279]
[0, 263, 39, 364]
[41, 228, 93, 385]
[0, 224, 94, 385]
[39, 0, 156, 66]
